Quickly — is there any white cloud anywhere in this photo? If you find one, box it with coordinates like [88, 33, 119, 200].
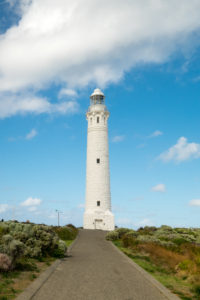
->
[28, 206, 37, 212]
[25, 128, 37, 140]
[159, 137, 200, 162]
[58, 88, 77, 98]
[149, 130, 163, 138]
[21, 197, 42, 207]
[112, 135, 125, 143]
[0, 0, 199, 113]
[0, 204, 9, 213]
[137, 218, 153, 227]
[189, 199, 200, 206]
[152, 183, 166, 193]
[117, 217, 153, 228]
[0, 93, 79, 119]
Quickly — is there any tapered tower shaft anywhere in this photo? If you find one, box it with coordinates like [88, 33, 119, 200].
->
[84, 88, 114, 231]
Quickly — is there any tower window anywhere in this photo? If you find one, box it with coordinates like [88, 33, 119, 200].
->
[97, 201, 100, 206]
[97, 116, 99, 123]
[90, 117, 92, 124]
[96, 158, 100, 163]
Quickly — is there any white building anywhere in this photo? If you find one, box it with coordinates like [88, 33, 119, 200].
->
[83, 88, 115, 231]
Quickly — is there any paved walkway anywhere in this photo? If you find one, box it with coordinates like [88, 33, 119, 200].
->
[31, 230, 177, 300]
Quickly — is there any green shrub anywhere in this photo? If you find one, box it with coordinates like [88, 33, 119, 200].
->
[122, 234, 138, 248]
[106, 230, 119, 241]
[53, 226, 76, 241]
[53, 224, 78, 241]
[0, 224, 9, 239]
[194, 285, 200, 297]
[53, 240, 67, 258]
[137, 226, 157, 235]
[137, 235, 159, 244]
[116, 228, 131, 238]
[66, 224, 78, 232]
[178, 259, 194, 271]
[0, 221, 77, 271]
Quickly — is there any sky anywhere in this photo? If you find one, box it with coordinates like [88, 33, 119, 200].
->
[0, 0, 200, 228]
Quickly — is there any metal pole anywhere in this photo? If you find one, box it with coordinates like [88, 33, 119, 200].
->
[55, 210, 62, 226]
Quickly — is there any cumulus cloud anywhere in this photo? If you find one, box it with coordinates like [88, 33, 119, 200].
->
[152, 183, 166, 193]
[159, 137, 200, 162]
[0, 204, 9, 213]
[112, 135, 125, 143]
[0, 93, 79, 119]
[58, 88, 78, 98]
[0, 0, 200, 96]
[25, 128, 37, 140]
[21, 197, 42, 207]
[149, 130, 163, 138]
[189, 199, 200, 206]
[28, 206, 38, 212]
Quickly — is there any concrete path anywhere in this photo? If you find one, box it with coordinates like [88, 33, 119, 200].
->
[30, 230, 178, 300]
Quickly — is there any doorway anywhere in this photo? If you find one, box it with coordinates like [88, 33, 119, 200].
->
[95, 219, 103, 230]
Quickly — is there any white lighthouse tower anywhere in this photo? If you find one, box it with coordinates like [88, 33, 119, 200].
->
[84, 88, 115, 231]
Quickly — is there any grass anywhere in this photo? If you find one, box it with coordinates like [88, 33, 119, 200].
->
[113, 239, 199, 299]
[65, 240, 74, 247]
[0, 257, 56, 299]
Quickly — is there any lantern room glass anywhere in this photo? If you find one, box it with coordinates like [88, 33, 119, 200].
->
[90, 94, 105, 105]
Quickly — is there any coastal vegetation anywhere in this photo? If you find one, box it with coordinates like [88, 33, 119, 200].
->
[0, 221, 78, 299]
[106, 226, 200, 300]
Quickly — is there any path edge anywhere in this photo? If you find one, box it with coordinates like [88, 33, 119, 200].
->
[109, 241, 180, 300]
[16, 231, 80, 300]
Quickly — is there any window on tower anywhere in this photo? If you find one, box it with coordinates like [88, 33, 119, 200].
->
[90, 117, 92, 124]
[97, 116, 99, 123]
[97, 201, 100, 206]
[96, 158, 100, 163]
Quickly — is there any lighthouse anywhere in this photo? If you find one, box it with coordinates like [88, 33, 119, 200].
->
[84, 88, 115, 231]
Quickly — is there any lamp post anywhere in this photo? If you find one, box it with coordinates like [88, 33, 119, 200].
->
[55, 210, 62, 227]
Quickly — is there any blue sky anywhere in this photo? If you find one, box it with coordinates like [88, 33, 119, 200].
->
[0, 0, 200, 228]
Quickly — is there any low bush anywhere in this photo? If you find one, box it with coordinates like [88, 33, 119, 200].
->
[122, 234, 138, 248]
[106, 230, 119, 241]
[178, 259, 194, 271]
[0, 254, 12, 271]
[52, 240, 67, 258]
[115, 228, 131, 238]
[0, 221, 78, 271]
[53, 226, 77, 241]
[194, 285, 200, 297]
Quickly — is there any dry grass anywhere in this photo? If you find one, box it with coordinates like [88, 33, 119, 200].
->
[113, 229, 200, 300]
[138, 243, 185, 271]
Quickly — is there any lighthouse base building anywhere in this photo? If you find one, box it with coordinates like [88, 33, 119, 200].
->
[83, 88, 115, 231]
[84, 211, 114, 231]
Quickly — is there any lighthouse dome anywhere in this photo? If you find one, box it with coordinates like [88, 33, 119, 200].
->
[90, 88, 105, 98]
[90, 88, 105, 105]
